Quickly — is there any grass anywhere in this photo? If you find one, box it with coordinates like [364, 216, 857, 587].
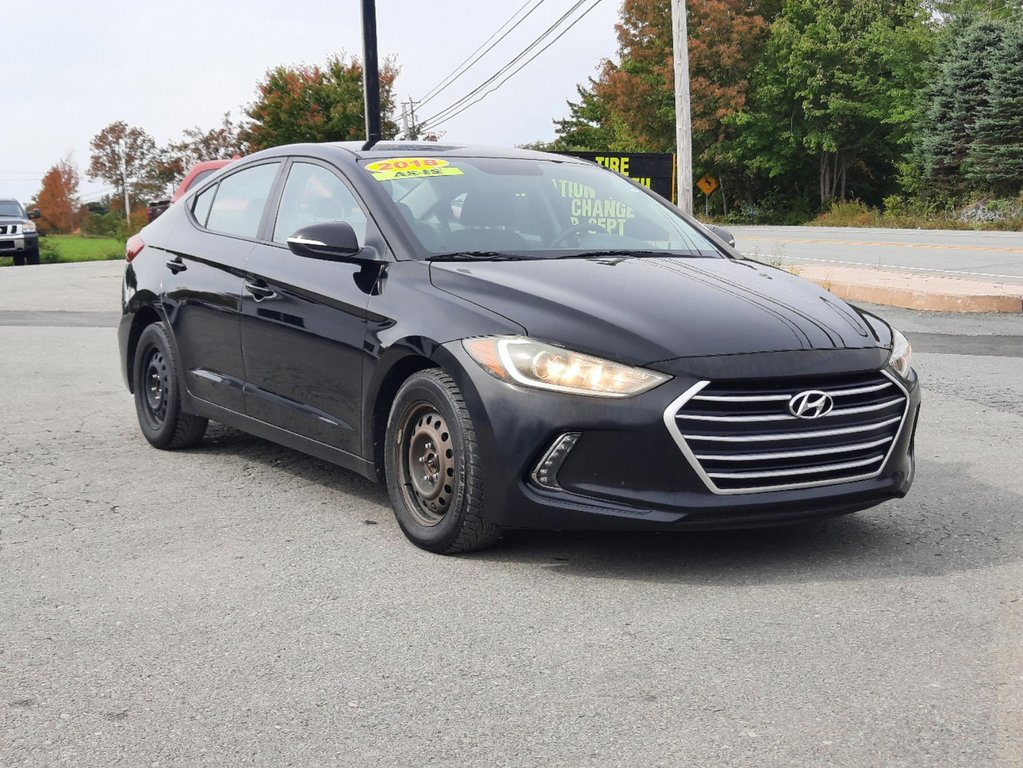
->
[44, 235, 124, 263]
[0, 235, 124, 267]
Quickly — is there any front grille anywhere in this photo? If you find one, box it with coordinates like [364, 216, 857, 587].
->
[0, 225, 16, 235]
[664, 371, 909, 494]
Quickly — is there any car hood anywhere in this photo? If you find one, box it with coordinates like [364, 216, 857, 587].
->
[430, 256, 890, 365]
[0, 216, 26, 225]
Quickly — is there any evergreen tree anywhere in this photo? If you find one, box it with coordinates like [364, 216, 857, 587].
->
[915, 17, 1005, 198]
[546, 82, 620, 151]
[963, 23, 1023, 196]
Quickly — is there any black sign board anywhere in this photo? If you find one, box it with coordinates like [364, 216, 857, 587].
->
[559, 152, 676, 204]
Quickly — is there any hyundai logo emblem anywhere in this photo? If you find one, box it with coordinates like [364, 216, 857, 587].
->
[789, 390, 834, 419]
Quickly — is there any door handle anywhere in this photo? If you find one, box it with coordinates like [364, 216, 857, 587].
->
[165, 257, 187, 274]
[245, 280, 277, 301]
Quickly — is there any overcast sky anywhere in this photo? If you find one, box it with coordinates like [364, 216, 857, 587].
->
[1, 0, 622, 205]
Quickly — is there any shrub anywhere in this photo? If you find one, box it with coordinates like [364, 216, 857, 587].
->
[812, 200, 879, 227]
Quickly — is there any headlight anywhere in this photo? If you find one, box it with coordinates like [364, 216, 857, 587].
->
[887, 327, 912, 377]
[23, 221, 36, 233]
[463, 336, 669, 398]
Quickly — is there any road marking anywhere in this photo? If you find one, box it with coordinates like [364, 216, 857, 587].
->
[745, 235, 1023, 255]
[742, 254, 1023, 284]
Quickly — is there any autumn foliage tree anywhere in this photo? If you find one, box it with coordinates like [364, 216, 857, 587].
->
[87, 121, 166, 215]
[243, 54, 400, 150]
[155, 112, 245, 189]
[35, 154, 81, 234]
[554, 0, 773, 161]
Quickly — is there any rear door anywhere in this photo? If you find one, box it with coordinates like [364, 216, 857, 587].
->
[239, 159, 382, 456]
[162, 161, 283, 413]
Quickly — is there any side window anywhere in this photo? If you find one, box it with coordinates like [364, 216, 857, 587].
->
[272, 162, 368, 246]
[192, 185, 215, 228]
[204, 163, 280, 239]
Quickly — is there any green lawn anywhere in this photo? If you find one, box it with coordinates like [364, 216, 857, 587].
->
[44, 235, 124, 263]
[0, 235, 124, 267]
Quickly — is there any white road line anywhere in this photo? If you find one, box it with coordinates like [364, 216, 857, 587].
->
[743, 253, 1023, 283]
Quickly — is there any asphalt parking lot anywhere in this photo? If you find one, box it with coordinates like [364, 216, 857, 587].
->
[1, 262, 1021, 767]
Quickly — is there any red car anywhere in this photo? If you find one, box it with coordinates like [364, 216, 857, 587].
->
[147, 159, 236, 222]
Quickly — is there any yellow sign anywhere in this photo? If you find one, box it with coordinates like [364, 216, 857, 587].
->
[366, 157, 464, 181]
[697, 175, 718, 196]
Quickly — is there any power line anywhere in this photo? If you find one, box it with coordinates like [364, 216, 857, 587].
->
[417, 0, 545, 110]
[419, 0, 592, 129]
[420, 0, 605, 132]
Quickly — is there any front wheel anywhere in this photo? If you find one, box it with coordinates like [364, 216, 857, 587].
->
[132, 323, 208, 449]
[385, 369, 499, 554]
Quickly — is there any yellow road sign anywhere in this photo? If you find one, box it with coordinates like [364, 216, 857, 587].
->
[696, 175, 718, 196]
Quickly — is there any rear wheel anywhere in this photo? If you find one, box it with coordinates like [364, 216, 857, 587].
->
[133, 323, 207, 449]
[385, 369, 500, 554]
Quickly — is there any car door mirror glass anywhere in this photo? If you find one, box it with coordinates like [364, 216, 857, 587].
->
[29, 208, 41, 219]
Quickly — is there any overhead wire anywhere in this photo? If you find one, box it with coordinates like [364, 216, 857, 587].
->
[419, 0, 606, 132]
[417, 0, 545, 110]
[419, 0, 591, 129]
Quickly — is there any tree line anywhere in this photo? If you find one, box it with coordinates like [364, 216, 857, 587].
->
[30, 2, 1023, 233]
[31, 55, 400, 236]
[539, 0, 1023, 222]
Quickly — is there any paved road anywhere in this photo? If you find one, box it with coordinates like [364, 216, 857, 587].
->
[1, 263, 1022, 767]
[730, 225, 1023, 285]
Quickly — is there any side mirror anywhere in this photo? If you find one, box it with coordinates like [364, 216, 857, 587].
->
[286, 221, 384, 263]
[706, 224, 735, 248]
[28, 208, 41, 220]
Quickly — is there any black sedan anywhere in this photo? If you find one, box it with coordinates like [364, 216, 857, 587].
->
[118, 142, 920, 553]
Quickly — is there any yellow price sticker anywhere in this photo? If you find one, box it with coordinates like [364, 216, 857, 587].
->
[366, 157, 464, 181]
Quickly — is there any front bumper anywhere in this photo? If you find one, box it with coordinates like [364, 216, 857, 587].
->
[439, 343, 920, 532]
[0, 231, 37, 253]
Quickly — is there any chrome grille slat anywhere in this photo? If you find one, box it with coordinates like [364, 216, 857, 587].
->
[692, 381, 893, 402]
[695, 437, 893, 462]
[677, 396, 904, 423]
[707, 454, 886, 480]
[663, 371, 910, 494]
[682, 415, 903, 443]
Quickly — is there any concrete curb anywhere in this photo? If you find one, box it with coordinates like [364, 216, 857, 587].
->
[793, 264, 1023, 314]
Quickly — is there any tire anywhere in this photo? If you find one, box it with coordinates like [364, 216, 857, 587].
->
[132, 323, 208, 449]
[25, 246, 40, 266]
[12, 252, 26, 267]
[384, 369, 500, 554]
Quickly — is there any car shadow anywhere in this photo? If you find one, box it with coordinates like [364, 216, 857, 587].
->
[187, 425, 1020, 587]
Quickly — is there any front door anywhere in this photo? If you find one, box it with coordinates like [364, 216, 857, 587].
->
[240, 160, 380, 457]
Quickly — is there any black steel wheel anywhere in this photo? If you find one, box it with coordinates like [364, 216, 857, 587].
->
[385, 369, 499, 554]
[132, 323, 208, 449]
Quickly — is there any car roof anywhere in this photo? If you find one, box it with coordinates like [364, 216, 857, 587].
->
[241, 141, 586, 167]
[332, 141, 564, 161]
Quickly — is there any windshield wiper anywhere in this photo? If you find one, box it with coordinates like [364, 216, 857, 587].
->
[555, 249, 714, 259]
[428, 251, 529, 262]
[554, 249, 663, 259]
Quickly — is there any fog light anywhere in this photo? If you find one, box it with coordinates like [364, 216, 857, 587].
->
[530, 432, 581, 490]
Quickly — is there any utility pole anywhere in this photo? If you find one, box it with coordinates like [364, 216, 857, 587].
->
[120, 151, 131, 222]
[361, 0, 382, 150]
[671, 0, 693, 215]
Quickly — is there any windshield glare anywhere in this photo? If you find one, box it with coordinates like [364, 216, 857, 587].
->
[0, 201, 25, 218]
[362, 156, 720, 258]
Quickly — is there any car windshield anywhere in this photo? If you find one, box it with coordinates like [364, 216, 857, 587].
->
[360, 156, 722, 259]
[0, 201, 25, 218]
